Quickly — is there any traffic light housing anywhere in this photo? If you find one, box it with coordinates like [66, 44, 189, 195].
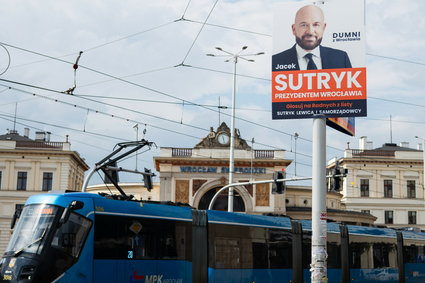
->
[143, 168, 153, 191]
[272, 171, 286, 194]
[332, 166, 341, 191]
[331, 162, 348, 191]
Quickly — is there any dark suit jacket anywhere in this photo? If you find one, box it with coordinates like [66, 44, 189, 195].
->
[272, 44, 352, 71]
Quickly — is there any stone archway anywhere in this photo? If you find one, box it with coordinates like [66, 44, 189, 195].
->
[192, 178, 253, 213]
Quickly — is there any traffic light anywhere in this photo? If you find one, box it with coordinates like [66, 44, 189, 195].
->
[331, 162, 348, 191]
[272, 171, 286, 194]
[143, 168, 153, 191]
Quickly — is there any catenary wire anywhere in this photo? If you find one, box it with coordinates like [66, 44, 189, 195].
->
[179, 0, 219, 64]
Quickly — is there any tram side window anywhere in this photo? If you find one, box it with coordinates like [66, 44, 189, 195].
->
[302, 233, 312, 269]
[252, 241, 268, 268]
[404, 244, 425, 263]
[158, 226, 178, 259]
[94, 215, 188, 260]
[51, 212, 92, 258]
[214, 237, 240, 269]
[327, 243, 341, 269]
[269, 229, 292, 269]
[373, 243, 397, 268]
[350, 242, 372, 269]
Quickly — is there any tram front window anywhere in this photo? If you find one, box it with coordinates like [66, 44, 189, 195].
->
[5, 204, 58, 257]
[1, 203, 92, 282]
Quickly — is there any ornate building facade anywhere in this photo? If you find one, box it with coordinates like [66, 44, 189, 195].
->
[327, 136, 424, 230]
[0, 129, 89, 254]
[154, 123, 291, 214]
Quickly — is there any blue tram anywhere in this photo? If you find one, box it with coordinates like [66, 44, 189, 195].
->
[1, 191, 425, 282]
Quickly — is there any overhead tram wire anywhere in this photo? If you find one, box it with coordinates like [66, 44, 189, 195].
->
[181, 18, 271, 37]
[180, 64, 270, 81]
[1, 42, 423, 133]
[181, 0, 193, 19]
[0, 78, 322, 155]
[367, 53, 425, 66]
[74, 94, 270, 112]
[83, 21, 176, 53]
[0, 113, 244, 163]
[0, 113, 125, 143]
[6, 21, 177, 70]
[0, 79, 207, 132]
[0, 43, 204, 112]
[0, 115, 126, 158]
[0, 82, 202, 140]
[0, 78, 340, 154]
[0, 79, 315, 162]
[76, 66, 177, 89]
[178, 0, 219, 65]
[4, 77, 423, 156]
[2, 43, 423, 153]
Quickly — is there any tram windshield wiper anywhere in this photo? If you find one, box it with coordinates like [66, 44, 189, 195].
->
[12, 229, 47, 257]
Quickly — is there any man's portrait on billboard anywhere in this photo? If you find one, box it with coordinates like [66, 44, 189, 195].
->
[272, 5, 352, 72]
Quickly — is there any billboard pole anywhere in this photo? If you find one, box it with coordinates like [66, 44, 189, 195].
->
[311, 117, 327, 283]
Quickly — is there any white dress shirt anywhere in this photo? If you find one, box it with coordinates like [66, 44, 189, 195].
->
[295, 44, 322, 70]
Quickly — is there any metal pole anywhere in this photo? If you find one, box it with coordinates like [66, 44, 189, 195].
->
[311, 117, 327, 283]
[228, 56, 237, 212]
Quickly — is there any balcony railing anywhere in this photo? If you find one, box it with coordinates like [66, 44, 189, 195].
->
[171, 148, 275, 159]
[351, 149, 394, 157]
[254, 150, 274, 159]
[172, 148, 192, 157]
[16, 141, 64, 150]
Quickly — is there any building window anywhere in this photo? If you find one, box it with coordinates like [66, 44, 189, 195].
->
[360, 179, 369, 197]
[384, 180, 393, 198]
[0, 171, 2, 189]
[17, 171, 27, 191]
[42, 172, 53, 191]
[385, 211, 394, 224]
[407, 180, 416, 199]
[408, 211, 417, 225]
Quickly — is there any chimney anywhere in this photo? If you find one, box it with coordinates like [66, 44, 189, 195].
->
[366, 141, 373, 149]
[46, 132, 51, 142]
[400, 142, 409, 148]
[359, 136, 367, 150]
[417, 143, 423, 151]
[24, 128, 30, 138]
[35, 131, 46, 141]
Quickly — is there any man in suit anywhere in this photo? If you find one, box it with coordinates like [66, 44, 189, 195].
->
[273, 5, 351, 71]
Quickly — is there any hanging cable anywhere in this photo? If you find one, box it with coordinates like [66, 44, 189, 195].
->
[0, 44, 11, 76]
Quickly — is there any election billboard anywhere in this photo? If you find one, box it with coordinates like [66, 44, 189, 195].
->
[271, 0, 366, 120]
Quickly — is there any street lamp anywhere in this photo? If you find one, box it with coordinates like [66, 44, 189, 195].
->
[207, 46, 264, 212]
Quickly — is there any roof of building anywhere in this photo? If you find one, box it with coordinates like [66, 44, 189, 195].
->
[0, 130, 33, 142]
[374, 143, 421, 152]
